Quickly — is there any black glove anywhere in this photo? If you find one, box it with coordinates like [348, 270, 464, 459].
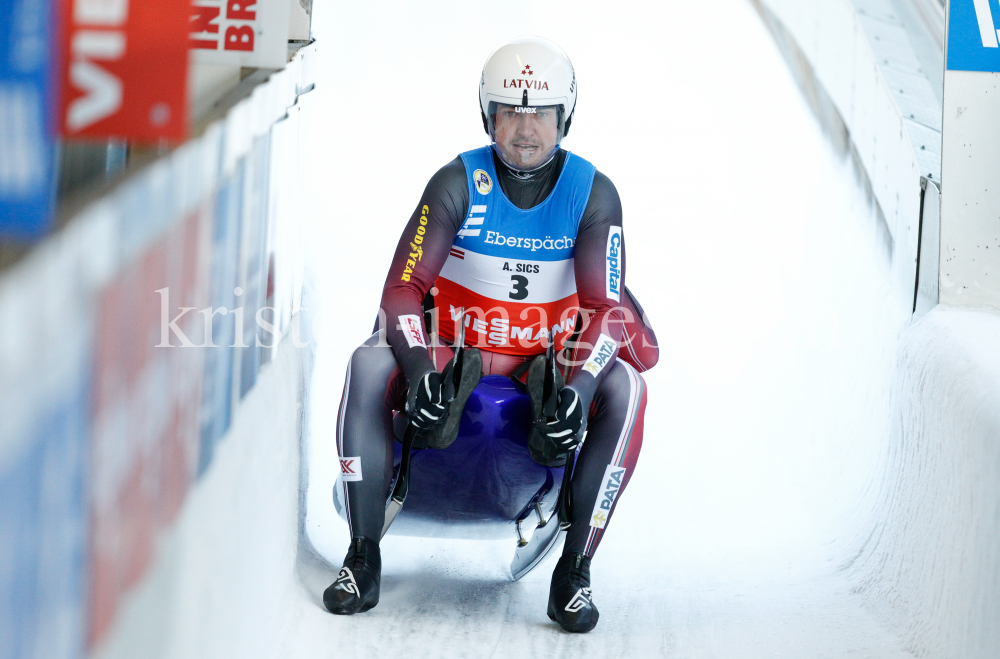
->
[406, 371, 446, 431]
[535, 387, 584, 451]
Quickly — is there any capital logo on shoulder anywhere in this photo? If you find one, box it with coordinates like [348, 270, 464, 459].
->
[340, 457, 363, 482]
[582, 333, 618, 376]
[398, 314, 427, 349]
[474, 169, 492, 195]
[606, 226, 622, 302]
[589, 464, 627, 528]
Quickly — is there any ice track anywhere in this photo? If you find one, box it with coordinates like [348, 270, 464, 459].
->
[298, 0, 914, 656]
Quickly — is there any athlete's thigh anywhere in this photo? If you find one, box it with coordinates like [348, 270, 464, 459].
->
[341, 333, 408, 411]
[584, 358, 646, 466]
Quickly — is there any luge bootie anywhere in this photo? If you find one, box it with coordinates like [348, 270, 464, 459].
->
[547, 552, 599, 633]
[323, 537, 381, 615]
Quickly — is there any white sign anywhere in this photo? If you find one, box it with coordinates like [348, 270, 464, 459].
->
[190, 0, 291, 68]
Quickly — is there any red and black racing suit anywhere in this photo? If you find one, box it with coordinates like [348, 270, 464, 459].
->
[337, 148, 658, 558]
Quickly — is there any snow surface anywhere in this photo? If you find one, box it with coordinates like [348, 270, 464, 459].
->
[300, 0, 916, 655]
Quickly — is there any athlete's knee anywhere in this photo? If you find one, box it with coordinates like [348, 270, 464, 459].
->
[619, 287, 659, 372]
[596, 360, 643, 408]
[628, 334, 659, 372]
[349, 335, 396, 372]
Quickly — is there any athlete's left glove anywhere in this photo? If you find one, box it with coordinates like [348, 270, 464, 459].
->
[406, 371, 446, 431]
[536, 387, 585, 451]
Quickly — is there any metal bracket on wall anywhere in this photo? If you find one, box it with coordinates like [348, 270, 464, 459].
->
[913, 175, 941, 319]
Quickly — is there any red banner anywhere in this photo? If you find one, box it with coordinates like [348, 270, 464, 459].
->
[88, 207, 210, 647]
[60, 0, 189, 141]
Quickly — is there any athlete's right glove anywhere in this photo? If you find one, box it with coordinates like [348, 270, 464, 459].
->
[406, 371, 446, 431]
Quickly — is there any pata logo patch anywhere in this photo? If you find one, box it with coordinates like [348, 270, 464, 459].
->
[589, 464, 627, 528]
[582, 334, 617, 376]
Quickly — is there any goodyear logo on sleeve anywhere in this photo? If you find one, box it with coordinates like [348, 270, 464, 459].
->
[589, 464, 627, 528]
[401, 205, 429, 282]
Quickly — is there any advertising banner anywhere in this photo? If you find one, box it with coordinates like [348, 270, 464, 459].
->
[190, 0, 291, 68]
[89, 208, 209, 647]
[237, 135, 272, 397]
[947, 0, 1000, 72]
[0, 386, 89, 659]
[60, 0, 189, 140]
[0, 0, 56, 238]
[198, 171, 242, 476]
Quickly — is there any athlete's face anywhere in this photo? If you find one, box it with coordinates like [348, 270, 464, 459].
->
[492, 104, 560, 170]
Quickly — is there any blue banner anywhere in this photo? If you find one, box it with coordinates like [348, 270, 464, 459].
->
[0, 0, 56, 239]
[198, 169, 243, 476]
[0, 382, 89, 659]
[948, 0, 1000, 72]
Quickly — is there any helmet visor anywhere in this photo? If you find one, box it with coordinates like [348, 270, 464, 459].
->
[487, 102, 565, 171]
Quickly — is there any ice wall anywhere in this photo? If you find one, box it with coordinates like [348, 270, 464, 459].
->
[755, 1, 1000, 656]
[0, 45, 318, 659]
[91, 325, 310, 659]
[854, 309, 1000, 658]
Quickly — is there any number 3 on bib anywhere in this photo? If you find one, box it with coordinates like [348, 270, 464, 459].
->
[509, 275, 529, 300]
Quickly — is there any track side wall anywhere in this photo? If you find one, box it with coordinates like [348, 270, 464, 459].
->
[0, 45, 318, 659]
[753, 2, 1000, 656]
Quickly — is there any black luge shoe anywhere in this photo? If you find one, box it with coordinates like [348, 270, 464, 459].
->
[323, 537, 381, 614]
[547, 552, 599, 633]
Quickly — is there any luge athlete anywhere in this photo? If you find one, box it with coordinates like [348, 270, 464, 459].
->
[324, 36, 658, 633]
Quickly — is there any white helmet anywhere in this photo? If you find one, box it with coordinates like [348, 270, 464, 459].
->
[479, 36, 577, 165]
